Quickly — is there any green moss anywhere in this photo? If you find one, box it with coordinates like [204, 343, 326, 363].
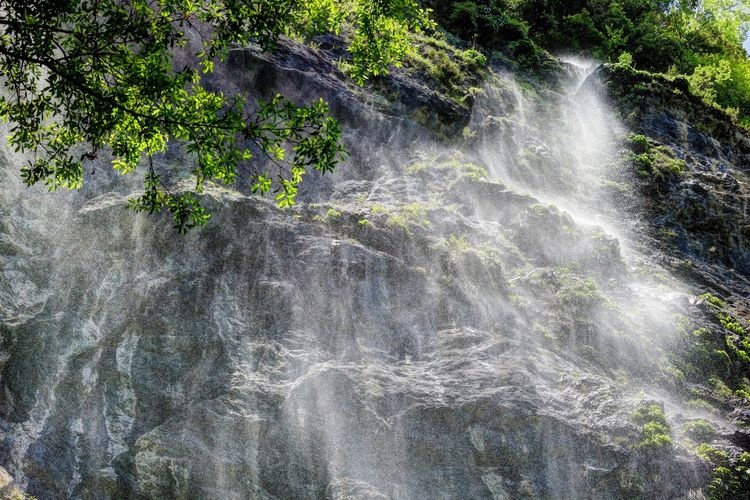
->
[385, 213, 409, 231]
[474, 242, 502, 267]
[400, 202, 429, 220]
[709, 377, 734, 400]
[402, 33, 489, 105]
[627, 140, 686, 180]
[462, 126, 477, 140]
[626, 133, 650, 154]
[735, 380, 750, 402]
[511, 294, 531, 308]
[682, 419, 716, 443]
[687, 399, 718, 414]
[660, 361, 685, 386]
[639, 422, 674, 449]
[600, 179, 632, 195]
[687, 292, 750, 393]
[617, 469, 644, 497]
[525, 267, 616, 349]
[0, 242, 23, 256]
[385, 202, 431, 231]
[633, 402, 673, 450]
[445, 234, 470, 254]
[364, 200, 431, 233]
[633, 403, 669, 426]
[697, 444, 728, 462]
[719, 313, 746, 337]
[407, 152, 489, 181]
[369, 204, 388, 215]
[658, 227, 678, 239]
[0, 480, 37, 500]
[552, 269, 602, 309]
[326, 208, 342, 219]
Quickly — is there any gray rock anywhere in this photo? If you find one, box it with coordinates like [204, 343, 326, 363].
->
[0, 40, 743, 500]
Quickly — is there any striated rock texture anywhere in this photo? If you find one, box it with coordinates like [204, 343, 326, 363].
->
[591, 65, 750, 289]
[0, 40, 747, 499]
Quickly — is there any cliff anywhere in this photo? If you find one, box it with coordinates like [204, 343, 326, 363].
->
[1, 36, 749, 499]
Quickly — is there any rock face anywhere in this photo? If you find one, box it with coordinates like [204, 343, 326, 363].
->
[591, 65, 750, 287]
[0, 41, 747, 499]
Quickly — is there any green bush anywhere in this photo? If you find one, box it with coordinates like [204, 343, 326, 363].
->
[633, 402, 673, 451]
[682, 419, 716, 443]
[626, 139, 685, 181]
[695, 445, 750, 500]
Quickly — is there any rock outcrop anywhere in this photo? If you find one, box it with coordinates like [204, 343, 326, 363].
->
[0, 39, 748, 499]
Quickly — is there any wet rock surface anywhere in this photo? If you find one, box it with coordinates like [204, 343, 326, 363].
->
[0, 42, 747, 499]
[591, 64, 750, 285]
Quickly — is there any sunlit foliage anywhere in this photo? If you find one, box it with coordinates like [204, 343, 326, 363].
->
[293, 0, 436, 84]
[0, 0, 432, 231]
[426, 0, 750, 124]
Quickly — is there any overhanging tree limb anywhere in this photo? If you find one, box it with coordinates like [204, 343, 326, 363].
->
[0, 0, 433, 231]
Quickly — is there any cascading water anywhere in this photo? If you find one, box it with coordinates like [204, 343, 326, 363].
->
[0, 45, 734, 499]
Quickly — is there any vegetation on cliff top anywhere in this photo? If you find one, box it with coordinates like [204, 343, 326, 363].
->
[426, 0, 750, 126]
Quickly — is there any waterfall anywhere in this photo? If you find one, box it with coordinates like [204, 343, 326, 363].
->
[0, 52, 727, 498]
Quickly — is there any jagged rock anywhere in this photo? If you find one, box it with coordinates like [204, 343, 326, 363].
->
[589, 64, 750, 283]
[0, 38, 745, 500]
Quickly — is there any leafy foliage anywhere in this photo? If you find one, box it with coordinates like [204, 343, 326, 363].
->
[624, 134, 686, 186]
[682, 418, 716, 443]
[401, 34, 488, 104]
[688, 59, 733, 105]
[426, 0, 750, 123]
[697, 445, 750, 499]
[291, 0, 436, 84]
[632, 402, 673, 450]
[0, 0, 432, 230]
[697, 293, 750, 382]
[345, 2, 436, 84]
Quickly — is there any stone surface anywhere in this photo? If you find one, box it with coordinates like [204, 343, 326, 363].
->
[591, 65, 750, 282]
[0, 466, 13, 489]
[0, 40, 747, 499]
